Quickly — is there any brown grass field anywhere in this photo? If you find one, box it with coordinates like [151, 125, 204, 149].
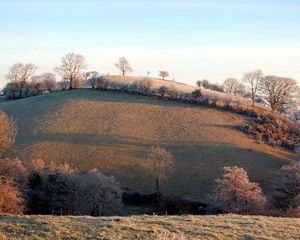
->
[0, 214, 299, 239]
[0, 86, 295, 200]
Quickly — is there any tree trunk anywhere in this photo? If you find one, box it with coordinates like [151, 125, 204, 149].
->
[69, 79, 73, 90]
[155, 177, 161, 199]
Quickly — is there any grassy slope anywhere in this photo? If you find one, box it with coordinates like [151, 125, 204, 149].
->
[0, 214, 299, 239]
[0, 88, 294, 200]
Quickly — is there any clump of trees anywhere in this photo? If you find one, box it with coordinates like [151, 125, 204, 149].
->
[196, 79, 224, 92]
[199, 70, 299, 115]
[90, 76, 153, 96]
[31, 73, 58, 93]
[0, 157, 122, 216]
[3, 63, 37, 99]
[223, 78, 246, 96]
[25, 159, 121, 216]
[210, 166, 266, 214]
[3, 63, 59, 99]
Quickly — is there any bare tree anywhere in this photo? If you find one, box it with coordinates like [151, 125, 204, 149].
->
[243, 70, 264, 106]
[0, 112, 17, 156]
[5, 63, 37, 98]
[159, 71, 169, 80]
[201, 79, 210, 89]
[259, 75, 299, 112]
[114, 57, 132, 76]
[148, 147, 173, 197]
[196, 80, 202, 88]
[55, 52, 87, 89]
[210, 166, 266, 214]
[223, 78, 245, 95]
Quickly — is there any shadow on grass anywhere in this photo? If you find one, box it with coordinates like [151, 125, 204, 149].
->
[12, 131, 290, 199]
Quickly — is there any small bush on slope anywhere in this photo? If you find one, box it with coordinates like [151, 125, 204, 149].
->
[210, 166, 266, 214]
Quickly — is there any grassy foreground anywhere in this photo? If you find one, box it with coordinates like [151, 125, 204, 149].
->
[0, 214, 299, 239]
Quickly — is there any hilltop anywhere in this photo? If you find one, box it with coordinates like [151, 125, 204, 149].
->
[0, 77, 295, 200]
[0, 214, 299, 239]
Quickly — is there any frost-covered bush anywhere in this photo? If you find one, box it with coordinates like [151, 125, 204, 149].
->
[91, 76, 110, 90]
[76, 169, 121, 216]
[0, 176, 25, 214]
[210, 166, 266, 214]
[270, 162, 300, 217]
[157, 86, 170, 97]
[129, 79, 152, 95]
[3, 73, 58, 99]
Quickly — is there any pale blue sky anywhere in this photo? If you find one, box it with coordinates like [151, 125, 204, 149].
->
[1, 0, 300, 87]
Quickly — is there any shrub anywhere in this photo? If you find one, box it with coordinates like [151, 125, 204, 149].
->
[0, 158, 27, 183]
[270, 161, 300, 217]
[59, 80, 70, 90]
[71, 75, 85, 89]
[130, 79, 153, 95]
[0, 176, 25, 214]
[210, 166, 266, 214]
[158, 86, 169, 97]
[191, 89, 202, 100]
[242, 112, 300, 150]
[91, 76, 110, 90]
[76, 169, 121, 216]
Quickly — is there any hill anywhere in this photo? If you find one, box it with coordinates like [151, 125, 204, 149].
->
[0, 86, 294, 200]
[0, 214, 299, 239]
